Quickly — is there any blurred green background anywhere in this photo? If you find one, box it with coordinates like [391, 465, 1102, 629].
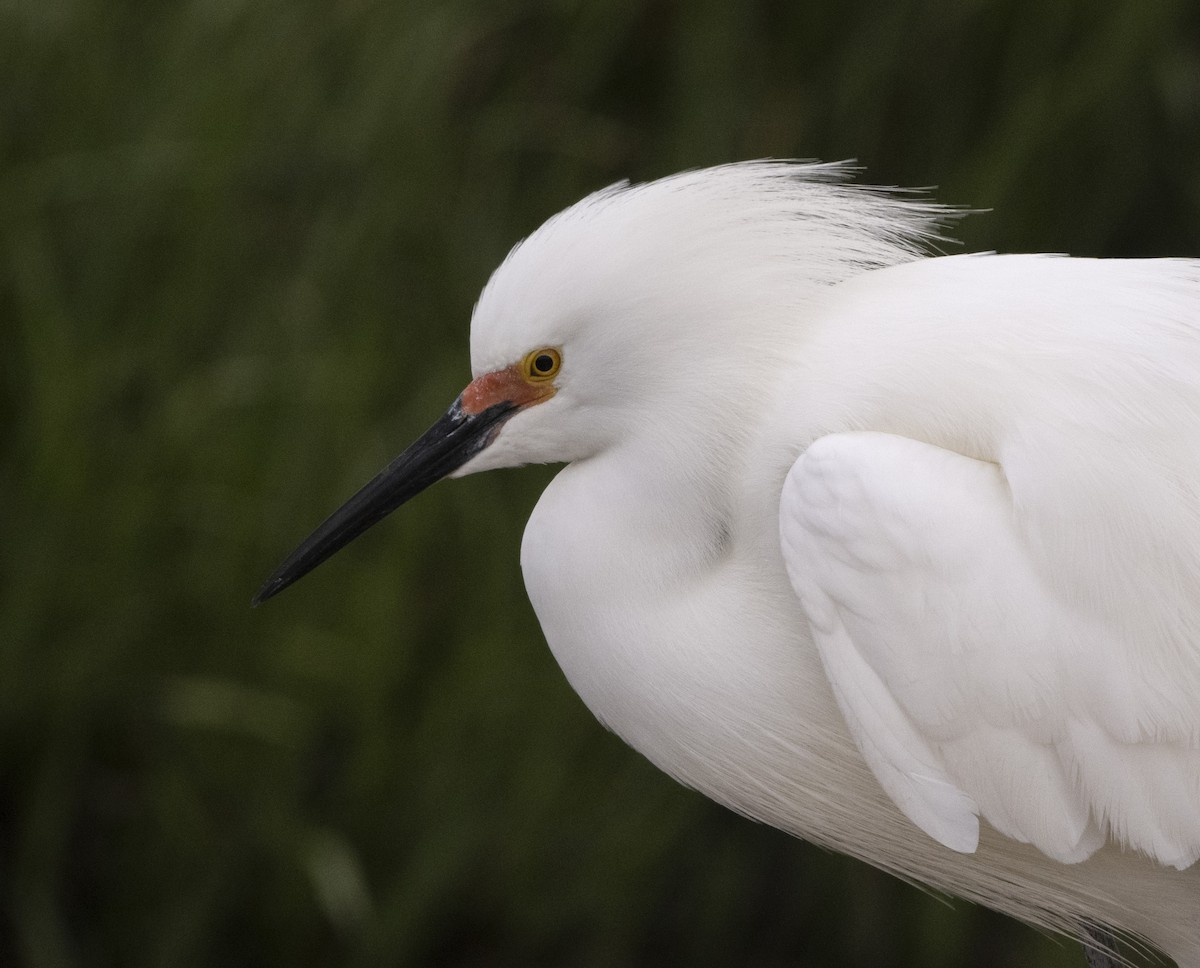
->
[4, 0, 1199, 965]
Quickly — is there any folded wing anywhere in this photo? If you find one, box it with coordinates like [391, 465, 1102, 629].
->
[780, 431, 1200, 868]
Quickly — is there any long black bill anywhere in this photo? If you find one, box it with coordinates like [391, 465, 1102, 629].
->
[253, 396, 517, 606]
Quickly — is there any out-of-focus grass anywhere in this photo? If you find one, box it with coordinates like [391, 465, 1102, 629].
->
[2, 0, 1199, 965]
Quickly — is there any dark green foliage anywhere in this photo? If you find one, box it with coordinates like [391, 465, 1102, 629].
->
[3, 0, 1198, 965]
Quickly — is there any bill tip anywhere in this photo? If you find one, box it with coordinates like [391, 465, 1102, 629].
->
[251, 578, 283, 608]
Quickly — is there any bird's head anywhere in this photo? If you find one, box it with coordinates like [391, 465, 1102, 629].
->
[254, 162, 948, 604]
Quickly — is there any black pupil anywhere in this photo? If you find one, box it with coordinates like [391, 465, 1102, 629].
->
[534, 354, 554, 373]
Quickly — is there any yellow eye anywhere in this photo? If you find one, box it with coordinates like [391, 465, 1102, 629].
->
[521, 347, 561, 382]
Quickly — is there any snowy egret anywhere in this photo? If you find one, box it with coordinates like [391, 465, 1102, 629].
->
[256, 162, 1200, 966]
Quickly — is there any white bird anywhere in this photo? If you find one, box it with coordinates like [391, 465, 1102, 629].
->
[255, 162, 1200, 966]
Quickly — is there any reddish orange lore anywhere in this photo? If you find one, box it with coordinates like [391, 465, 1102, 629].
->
[461, 365, 557, 415]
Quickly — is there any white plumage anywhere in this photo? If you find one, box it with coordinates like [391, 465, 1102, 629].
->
[259, 162, 1200, 965]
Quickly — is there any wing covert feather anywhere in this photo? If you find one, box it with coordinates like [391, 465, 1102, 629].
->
[779, 431, 1200, 867]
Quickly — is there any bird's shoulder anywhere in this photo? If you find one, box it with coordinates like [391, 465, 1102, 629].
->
[778, 430, 1200, 869]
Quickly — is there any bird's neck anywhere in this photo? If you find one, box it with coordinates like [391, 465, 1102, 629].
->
[590, 384, 779, 582]
[519, 370, 818, 758]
